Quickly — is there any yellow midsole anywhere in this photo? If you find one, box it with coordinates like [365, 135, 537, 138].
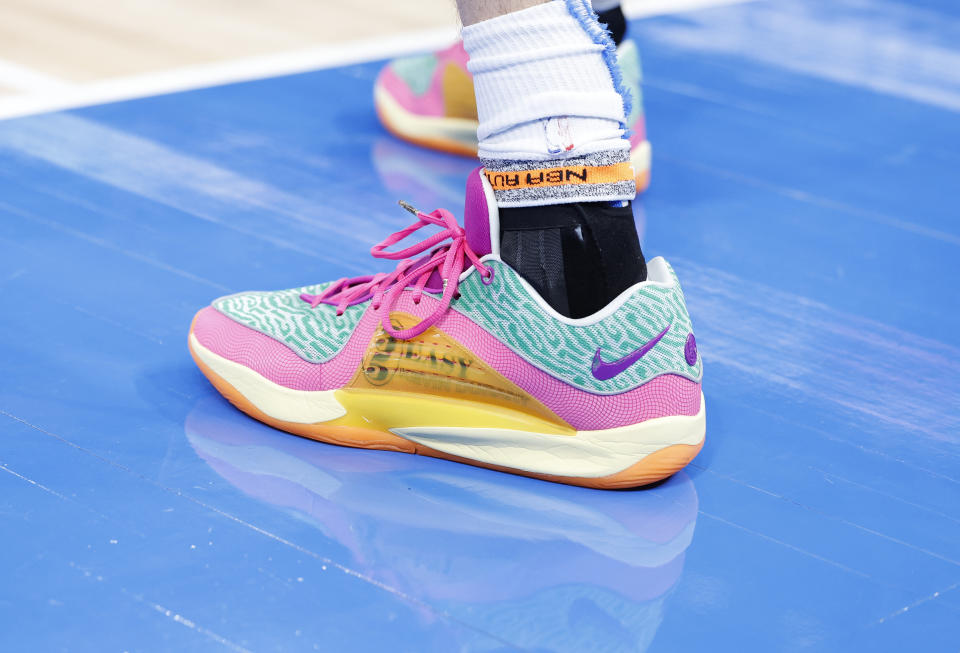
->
[329, 389, 576, 436]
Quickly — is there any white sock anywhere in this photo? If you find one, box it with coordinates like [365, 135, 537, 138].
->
[462, 0, 635, 206]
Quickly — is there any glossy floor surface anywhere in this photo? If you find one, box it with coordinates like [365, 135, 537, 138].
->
[1, 0, 959, 650]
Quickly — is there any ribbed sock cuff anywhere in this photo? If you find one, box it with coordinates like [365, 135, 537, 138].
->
[463, 0, 635, 205]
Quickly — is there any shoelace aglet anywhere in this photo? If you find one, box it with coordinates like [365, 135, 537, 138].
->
[397, 199, 420, 216]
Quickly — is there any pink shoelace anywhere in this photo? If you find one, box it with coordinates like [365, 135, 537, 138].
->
[300, 202, 492, 340]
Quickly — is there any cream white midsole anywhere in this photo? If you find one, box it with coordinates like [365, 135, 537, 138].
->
[394, 397, 704, 478]
[190, 334, 346, 423]
[374, 84, 479, 148]
[192, 333, 704, 478]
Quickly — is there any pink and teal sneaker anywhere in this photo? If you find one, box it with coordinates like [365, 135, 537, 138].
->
[188, 169, 702, 489]
[374, 39, 653, 193]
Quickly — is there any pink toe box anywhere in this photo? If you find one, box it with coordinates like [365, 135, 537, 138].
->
[191, 306, 351, 391]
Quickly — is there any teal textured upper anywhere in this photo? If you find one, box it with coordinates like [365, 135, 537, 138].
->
[617, 39, 645, 126]
[389, 53, 438, 96]
[214, 282, 365, 363]
[212, 260, 700, 395]
[454, 260, 700, 394]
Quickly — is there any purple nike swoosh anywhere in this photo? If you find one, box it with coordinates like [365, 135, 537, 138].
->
[591, 323, 672, 381]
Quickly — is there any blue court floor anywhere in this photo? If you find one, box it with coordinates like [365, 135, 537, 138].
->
[1, 0, 959, 650]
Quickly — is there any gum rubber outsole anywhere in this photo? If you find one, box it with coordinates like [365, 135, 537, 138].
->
[189, 325, 703, 490]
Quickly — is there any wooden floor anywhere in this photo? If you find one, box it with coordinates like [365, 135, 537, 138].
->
[0, 0, 746, 111]
[0, 0, 455, 90]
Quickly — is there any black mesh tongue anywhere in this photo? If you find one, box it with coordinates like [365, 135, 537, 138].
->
[498, 201, 646, 319]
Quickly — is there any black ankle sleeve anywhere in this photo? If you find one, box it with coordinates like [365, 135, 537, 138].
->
[499, 201, 646, 318]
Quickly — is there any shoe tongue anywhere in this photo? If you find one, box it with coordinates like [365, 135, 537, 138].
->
[463, 166, 498, 258]
[420, 168, 497, 293]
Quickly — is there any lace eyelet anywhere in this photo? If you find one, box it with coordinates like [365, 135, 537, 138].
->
[413, 299, 421, 305]
[335, 311, 344, 317]
[481, 267, 495, 286]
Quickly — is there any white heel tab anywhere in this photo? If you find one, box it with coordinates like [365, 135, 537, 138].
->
[644, 256, 678, 287]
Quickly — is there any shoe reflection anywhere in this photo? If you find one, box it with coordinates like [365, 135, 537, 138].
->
[186, 397, 697, 653]
[371, 136, 477, 212]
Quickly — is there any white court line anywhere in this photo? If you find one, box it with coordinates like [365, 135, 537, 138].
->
[0, 0, 753, 121]
[0, 27, 458, 121]
[0, 58, 72, 93]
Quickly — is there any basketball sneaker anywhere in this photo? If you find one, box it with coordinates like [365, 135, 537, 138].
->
[188, 168, 703, 489]
[374, 39, 652, 193]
